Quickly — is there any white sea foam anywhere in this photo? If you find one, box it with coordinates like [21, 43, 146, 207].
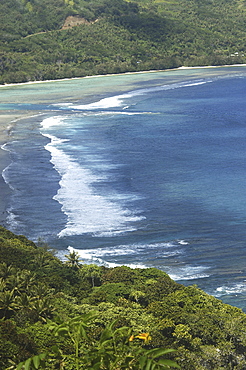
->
[57, 239, 200, 274]
[87, 111, 154, 116]
[43, 133, 69, 146]
[59, 244, 210, 278]
[169, 265, 210, 281]
[41, 116, 66, 129]
[53, 95, 130, 110]
[41, 127, 144, 237]
[2, 165, 15, 191]
[1, 141, 18, 153]
[55, 79, 212, 111]
[214, 282, 246, 297]
[178, 240, 189, 245]
[69, 94, 131, 109]
[64, 246, 149, 269]
[6, 206, 22, 229]
[58, 240, 182, 268]
[1, 143, 11, 152]
[1, 142, 17, 191]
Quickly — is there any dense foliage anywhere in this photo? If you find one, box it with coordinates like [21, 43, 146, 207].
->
[1, 225, 246, 369]
[0, 0, 246, 83]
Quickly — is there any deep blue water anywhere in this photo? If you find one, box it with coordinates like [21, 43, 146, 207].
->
[1, 67, 246, 310]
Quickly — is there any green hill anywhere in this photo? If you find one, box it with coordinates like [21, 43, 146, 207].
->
[1, 225, 246, 369]
[0, 0, 246, 83]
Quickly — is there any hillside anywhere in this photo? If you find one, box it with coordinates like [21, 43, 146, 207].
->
[0, 0, 246, 83]
[1, 225, 246, 369]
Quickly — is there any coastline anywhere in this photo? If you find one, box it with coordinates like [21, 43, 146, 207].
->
[0, 113, 15, 225]
[0, 66, 246, 313]
[0, 63, 246, 225]
[0, 111, 41, 226]
[0, 63, 246, 88]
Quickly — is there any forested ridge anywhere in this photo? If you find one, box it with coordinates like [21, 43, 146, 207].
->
[1, 225, 246, 369]
[0, 0, 246, 84]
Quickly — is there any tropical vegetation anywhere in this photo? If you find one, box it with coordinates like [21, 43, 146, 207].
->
[1, 225, 246, 369]
[1, 0, 246, 84]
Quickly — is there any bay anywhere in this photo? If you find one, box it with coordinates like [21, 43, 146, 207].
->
[1, 66, 246, 310]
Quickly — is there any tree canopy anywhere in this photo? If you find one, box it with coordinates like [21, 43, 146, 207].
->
[1, 225, 246, 369]
[0, 0, 246, 83]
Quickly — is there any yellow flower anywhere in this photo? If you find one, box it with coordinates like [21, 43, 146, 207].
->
[129, 335, 135, 342]
[134, 333, 152, 344]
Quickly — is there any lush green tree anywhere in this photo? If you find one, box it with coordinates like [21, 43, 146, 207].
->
[16, 315, 180, 370]
[1, 226, 246, 368]
[79, 264, 103, 287]
[64, 250, 81, 269]
[1, 0, 246, 83]
[0, 289, 17, 319]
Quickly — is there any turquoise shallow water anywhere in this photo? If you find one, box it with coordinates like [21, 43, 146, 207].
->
[1, 66, 246, 310]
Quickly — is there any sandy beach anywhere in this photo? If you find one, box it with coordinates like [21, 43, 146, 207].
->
[1, 64, 246, 89]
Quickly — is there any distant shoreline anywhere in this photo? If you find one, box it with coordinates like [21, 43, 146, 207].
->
[1, 64, 246, 88]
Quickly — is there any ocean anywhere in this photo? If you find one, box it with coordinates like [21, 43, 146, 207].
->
[1, 66, 246, 310]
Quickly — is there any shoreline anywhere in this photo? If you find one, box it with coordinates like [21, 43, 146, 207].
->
[1, 66, 246, 313]
[0, 111, 43, 226]
[1, 63, 246, 88]
[0, 63, 246, 226]
[0, 112, 17, 225]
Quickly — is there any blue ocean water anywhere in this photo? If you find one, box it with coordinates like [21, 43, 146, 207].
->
[1, 67, 246, 310]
